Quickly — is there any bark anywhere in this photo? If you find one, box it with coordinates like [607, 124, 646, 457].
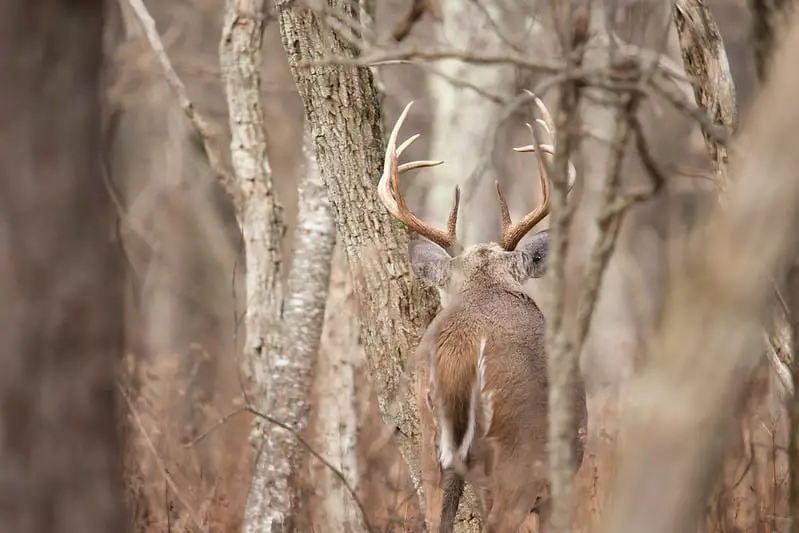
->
[274, 0, 440, 509]
[306, 247, 368, 533]
[0, 1, 127, 532]
[673, 3, 797, 530]
[218, 0, 287, 530]
[244, 127, 336, 531]
[121, 0, 337, 528]
[545, 41, 584, 533]
[601, 10, 799, 531]
[219, 0, 284, 409]
[672, 0, 737, 191]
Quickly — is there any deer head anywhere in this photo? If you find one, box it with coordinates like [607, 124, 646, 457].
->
[377, 96, 586, 533]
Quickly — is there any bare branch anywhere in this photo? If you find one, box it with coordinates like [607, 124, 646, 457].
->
[122, 0, 241, 204]
[184, 402, 373, 533]
[300, 47, 565, 72]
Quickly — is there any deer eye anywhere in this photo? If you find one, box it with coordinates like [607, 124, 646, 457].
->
[533, 252, 542, 262]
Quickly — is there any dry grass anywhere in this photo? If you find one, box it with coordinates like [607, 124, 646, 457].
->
[114, 231, 792, 533]
[119, 349, 252, 533]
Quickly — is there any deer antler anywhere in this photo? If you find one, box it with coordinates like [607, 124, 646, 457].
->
[377, 101, 461, 251]
[496, 93, 577, 251]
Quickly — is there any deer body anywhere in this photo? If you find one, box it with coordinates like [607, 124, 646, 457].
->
[377, 96, 587, 533]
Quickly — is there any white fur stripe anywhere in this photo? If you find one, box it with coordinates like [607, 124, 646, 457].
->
[457, 338, 487, 464]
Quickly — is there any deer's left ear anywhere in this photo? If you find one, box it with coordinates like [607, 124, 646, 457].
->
[512, 230, 549, 279]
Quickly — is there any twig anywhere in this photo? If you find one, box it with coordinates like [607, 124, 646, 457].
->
[299, 47, 566, 72]
[649, 77, 730, 147]
[121, 0, 241, 205]
[545, 8, 589, 533]
[572, 95, 638, 350]
[183, 406, 251, 448]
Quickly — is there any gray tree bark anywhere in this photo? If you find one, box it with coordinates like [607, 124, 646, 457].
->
[0, 1, 128, 532]
[672, 0, 737, 191]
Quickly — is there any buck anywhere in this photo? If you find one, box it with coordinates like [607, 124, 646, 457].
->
[377, 96, 588, 533]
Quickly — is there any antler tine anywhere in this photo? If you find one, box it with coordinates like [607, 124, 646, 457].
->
[377, 101, 460, 251]
[497, 93, 575, 251]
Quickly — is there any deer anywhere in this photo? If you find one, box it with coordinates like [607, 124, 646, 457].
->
[376, 96, 588, 533]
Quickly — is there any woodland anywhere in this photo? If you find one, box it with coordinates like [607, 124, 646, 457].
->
[1, 0, 798, 532]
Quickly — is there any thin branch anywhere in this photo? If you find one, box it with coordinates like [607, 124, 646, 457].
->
[571, 41, 670, 352]
[545, 8, 589, 533]
[247, 406, 374, 533]
[121, 0, 241, 205]
[300, 47, 566, 72]
[572, 95, 637, 350]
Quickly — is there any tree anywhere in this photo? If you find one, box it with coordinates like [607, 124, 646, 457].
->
[0, 1, 128, 532]
[601, 9, 799, 530]
[275, 0, 440, 503]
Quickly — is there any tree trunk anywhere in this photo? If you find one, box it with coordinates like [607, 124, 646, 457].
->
[274, 0, 440, 510]
[425, 0, 517, 247]
[0, 1, 127, 532]
[305, 246, 369, 533]
[746, 1, 799, 532]
[673, 0, 737, 191]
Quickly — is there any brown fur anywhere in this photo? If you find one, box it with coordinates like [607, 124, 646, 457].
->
[412, 242, 588, 533]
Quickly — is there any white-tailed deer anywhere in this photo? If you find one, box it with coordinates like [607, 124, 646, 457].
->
[377, 96, 588, 533]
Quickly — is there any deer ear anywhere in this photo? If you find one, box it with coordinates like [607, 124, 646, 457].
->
[410, 238, 453, 289]
[513, 229, 549, 279]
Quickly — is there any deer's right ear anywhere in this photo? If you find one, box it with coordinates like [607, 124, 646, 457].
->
[514, 229, 549, 279]
[410, 238, 453, 289]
